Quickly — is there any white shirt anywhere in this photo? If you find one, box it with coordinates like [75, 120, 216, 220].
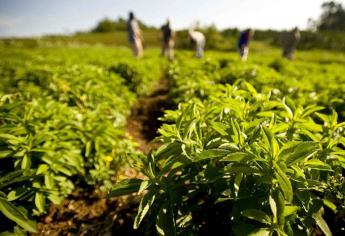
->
[189, 30, 205, 44]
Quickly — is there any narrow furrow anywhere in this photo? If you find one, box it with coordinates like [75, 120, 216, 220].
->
[34, 74, 173, 236]
[126, 76, 174, 154]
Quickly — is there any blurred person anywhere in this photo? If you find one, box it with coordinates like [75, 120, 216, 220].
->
[238, 29, 254, 61]
[127, 12, 143, 58]
[282, 27, 300, 60]
[161, 19, 175, 61]
[188, 29, 205, 58]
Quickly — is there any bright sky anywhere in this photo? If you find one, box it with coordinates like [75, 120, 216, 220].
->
[0, 0, 344, 37]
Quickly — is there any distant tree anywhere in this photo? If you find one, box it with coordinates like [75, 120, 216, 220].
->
[91, 17, 156, 33]
[221, 28, 239, 38]
[91, 18, 126, 33]
[204, 24, 225, 50]
[317, 1, 345, 31]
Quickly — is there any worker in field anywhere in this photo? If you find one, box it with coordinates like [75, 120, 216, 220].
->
[282, 27, 300, 60]
[127, 12, 143, 58]
[161, 19, 175, 61]
[188, 29, 206, 58]
[237, 28, 254, 61]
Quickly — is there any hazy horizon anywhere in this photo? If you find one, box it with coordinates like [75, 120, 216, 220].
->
[1, 0, 344, 38]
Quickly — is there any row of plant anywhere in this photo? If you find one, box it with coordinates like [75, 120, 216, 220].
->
[0, 47, 163, 235]
[110, 52, 345, 235]
[167, 51, 345, 119]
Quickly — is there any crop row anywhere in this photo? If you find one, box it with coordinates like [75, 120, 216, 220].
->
[0, 47, 163, 234]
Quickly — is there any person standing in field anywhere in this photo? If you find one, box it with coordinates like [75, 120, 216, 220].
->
[282, 27, 300, 60]
[238, 29, 254, 61]
[161, 19, 175, 61]
[188, 29, 205, 58]
[127, 12, 143, 58]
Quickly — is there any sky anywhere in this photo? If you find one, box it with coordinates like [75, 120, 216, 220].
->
[0, 0, 344, 37]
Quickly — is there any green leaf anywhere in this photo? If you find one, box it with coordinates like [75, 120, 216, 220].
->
[335, 121, 345, 129]
[241, 209, 271, 225]
[0, 133, 25, 145]
[298, 129, 319, 141]
[182, 118, 197, 140]
[85, 141, 92, 158]
[156, 202, 176, 236]
[224, 165, 260, 174]
[21, 155, 31, 170]
[284, 222, 293, 236]
[234, 173, 243, 197]
[35, 192, 45, 213]
[323, 199, 337, 213]
[312, 210, 332, 236]
[155, 142, 182, 162]
[108, 179, 143, 197]
[0, 198, 38, 233]
[0, 231, 14, 236]
[36, 164, 49, 175]
[196, 149, 229, 161]
[44, 175, 55, 189]
[244, 81, 258, 96]
[262, 126, 279, 159]
[297, 122, 322, 132]
[284, 206, 299, 217]
[271, 123, 289, 134]
[0, 150, 12, 159]
[272, 190, 285, 227]
[14, 226, 26, 236]
[230, 118, 245, 145]
[257, 111, 275, 118]
[221, 152, 251, 162]
[134, 190, 156, 229]
[138, 180, 150, 195]
[304, 159, 332, 171]
[301, 105, 324, 118]
[291, 166, 305, 180]
[269, 195, 277, 222]
[7, 188, 31, 202]
[315, 112, 329, 123]
[282, 99, 293, 119]
[0, 171, 31, 189]
[210, 121, 228, 135]
[273, 162, 293, 202]
[279, 141, 318, 166]
[285, 97, 296, 114]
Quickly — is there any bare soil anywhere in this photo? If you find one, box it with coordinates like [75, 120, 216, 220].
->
[126, 77, 174, 154]
[35, 176, 142, 236]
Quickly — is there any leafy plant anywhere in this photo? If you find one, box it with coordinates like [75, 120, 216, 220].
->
[110, 57, 344, 235]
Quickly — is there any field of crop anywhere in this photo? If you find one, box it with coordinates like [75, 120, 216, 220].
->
[0, 43, 344, 236]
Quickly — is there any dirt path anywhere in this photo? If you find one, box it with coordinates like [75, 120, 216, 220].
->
[35, 181, 141, 236]
[34, 77, 173, 236]
[126, 77, 173, 154]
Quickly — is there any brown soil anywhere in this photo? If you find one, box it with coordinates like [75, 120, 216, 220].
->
[34, 173, 142, 236]
[126, 77, 174, 154]
[33, 77, 173, 236]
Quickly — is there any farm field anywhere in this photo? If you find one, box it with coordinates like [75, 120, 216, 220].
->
[0, 44, 344, 236]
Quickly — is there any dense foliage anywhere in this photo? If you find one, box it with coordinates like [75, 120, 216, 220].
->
[0, 45, 344, 235]
[110, 50, 345, 235]
[0, 47, 163, 234]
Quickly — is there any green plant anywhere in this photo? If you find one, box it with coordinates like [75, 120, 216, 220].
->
[110, 67, 344, 235]
[0, 47, 163, 234]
